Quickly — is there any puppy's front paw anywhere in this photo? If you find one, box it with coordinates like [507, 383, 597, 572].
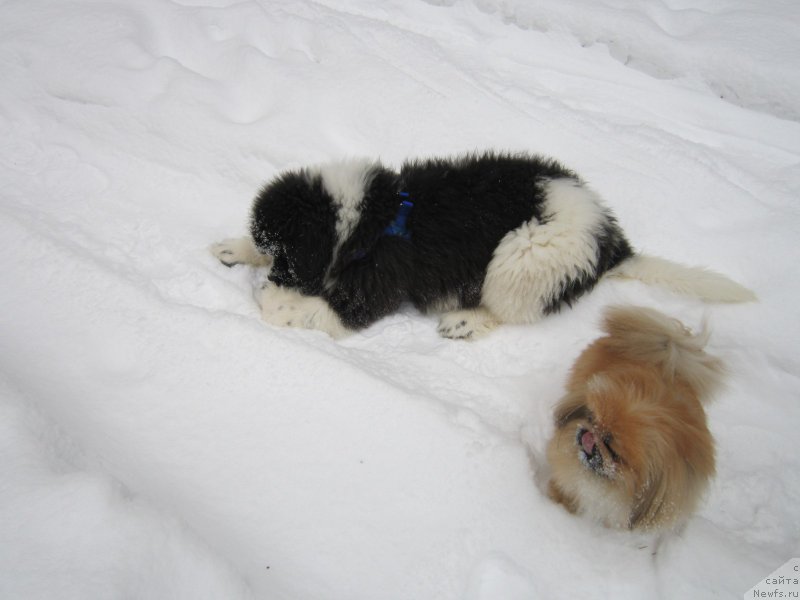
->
[210, 237, 272, 268]
[257, 285, 350, 339]
[264, 303, 305, 328]
[258, 284, 298, 321]
[210, 238, 248, 267]
[437, 316, 473, 339]
[259, 287, 306, 328]
[437, 308, 499, 340]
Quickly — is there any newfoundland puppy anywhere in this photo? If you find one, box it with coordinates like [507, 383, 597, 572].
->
[211, 152, 754, 338]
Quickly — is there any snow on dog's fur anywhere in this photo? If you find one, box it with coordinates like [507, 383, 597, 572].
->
[211, 152, 755, 339]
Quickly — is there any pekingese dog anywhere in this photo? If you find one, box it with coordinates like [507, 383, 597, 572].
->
[546, 305, 722, 531]
[211, 152, 754, 339]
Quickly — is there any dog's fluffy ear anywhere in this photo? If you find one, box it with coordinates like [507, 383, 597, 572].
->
[601, 306, 724, 402]
[628, 437, 714, 530]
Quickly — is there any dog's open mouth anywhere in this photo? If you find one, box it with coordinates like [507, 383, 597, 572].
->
[576, 427, 604, 473]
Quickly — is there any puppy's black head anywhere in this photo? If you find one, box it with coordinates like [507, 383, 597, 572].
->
[250, 170, 337, 296]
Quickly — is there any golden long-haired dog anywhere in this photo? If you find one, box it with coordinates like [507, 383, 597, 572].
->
[546, 305, 723, 531]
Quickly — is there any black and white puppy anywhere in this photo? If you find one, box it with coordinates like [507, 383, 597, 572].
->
[212, 152, 754, 339]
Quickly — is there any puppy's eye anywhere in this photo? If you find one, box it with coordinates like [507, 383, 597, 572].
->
[554, 403, 592, 428]
[602, 434, 621, 462]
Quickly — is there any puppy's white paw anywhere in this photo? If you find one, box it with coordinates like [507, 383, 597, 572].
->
[258, 285, 306, 327]
[437, 308, 499, 340]
[209, 238, 248, 266]
[210, 237, 272, 268]
[264, 303, 308, 329]
[257, 285, 350, 339]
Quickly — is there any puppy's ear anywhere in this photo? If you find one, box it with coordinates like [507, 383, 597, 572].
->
[287, 216, 336, 294]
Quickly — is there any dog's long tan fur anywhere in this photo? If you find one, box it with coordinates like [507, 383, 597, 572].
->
[546, 306, 722, 531]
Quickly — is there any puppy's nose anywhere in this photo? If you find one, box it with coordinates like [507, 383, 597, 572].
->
[581, 430, 596, 455]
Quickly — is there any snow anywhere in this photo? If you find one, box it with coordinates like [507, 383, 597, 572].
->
[1, 0, 798, 598]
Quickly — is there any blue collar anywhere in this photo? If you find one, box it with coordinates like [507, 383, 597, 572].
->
[383, 192, 413, 240]
[342, 192, 413, 265]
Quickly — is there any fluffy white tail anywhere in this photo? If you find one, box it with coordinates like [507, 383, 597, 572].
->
[608, 254, 756, 303]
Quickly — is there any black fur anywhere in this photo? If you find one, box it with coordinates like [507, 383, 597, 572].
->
[250, 171, 337, 296]
[248, 152, 633, 332]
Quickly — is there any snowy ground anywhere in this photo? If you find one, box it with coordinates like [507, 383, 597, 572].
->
[1, 0, 799, 598]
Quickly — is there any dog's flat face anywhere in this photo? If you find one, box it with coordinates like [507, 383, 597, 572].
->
[547, 362, 715, 530]
[547, 371, 654, 528]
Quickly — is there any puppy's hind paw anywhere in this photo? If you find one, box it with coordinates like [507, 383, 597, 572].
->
[437, 308, 499, 340]
[437, 317, 473, 339]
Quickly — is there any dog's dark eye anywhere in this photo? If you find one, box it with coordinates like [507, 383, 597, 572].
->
[602, 434, 621, 462]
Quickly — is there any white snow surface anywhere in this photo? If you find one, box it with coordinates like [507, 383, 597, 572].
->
[1, 0, 799, 598]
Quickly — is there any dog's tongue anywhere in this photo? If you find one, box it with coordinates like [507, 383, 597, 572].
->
[581, 430, 596, 455]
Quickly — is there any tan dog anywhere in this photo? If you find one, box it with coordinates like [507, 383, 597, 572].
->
[546, 306, 722, 531]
